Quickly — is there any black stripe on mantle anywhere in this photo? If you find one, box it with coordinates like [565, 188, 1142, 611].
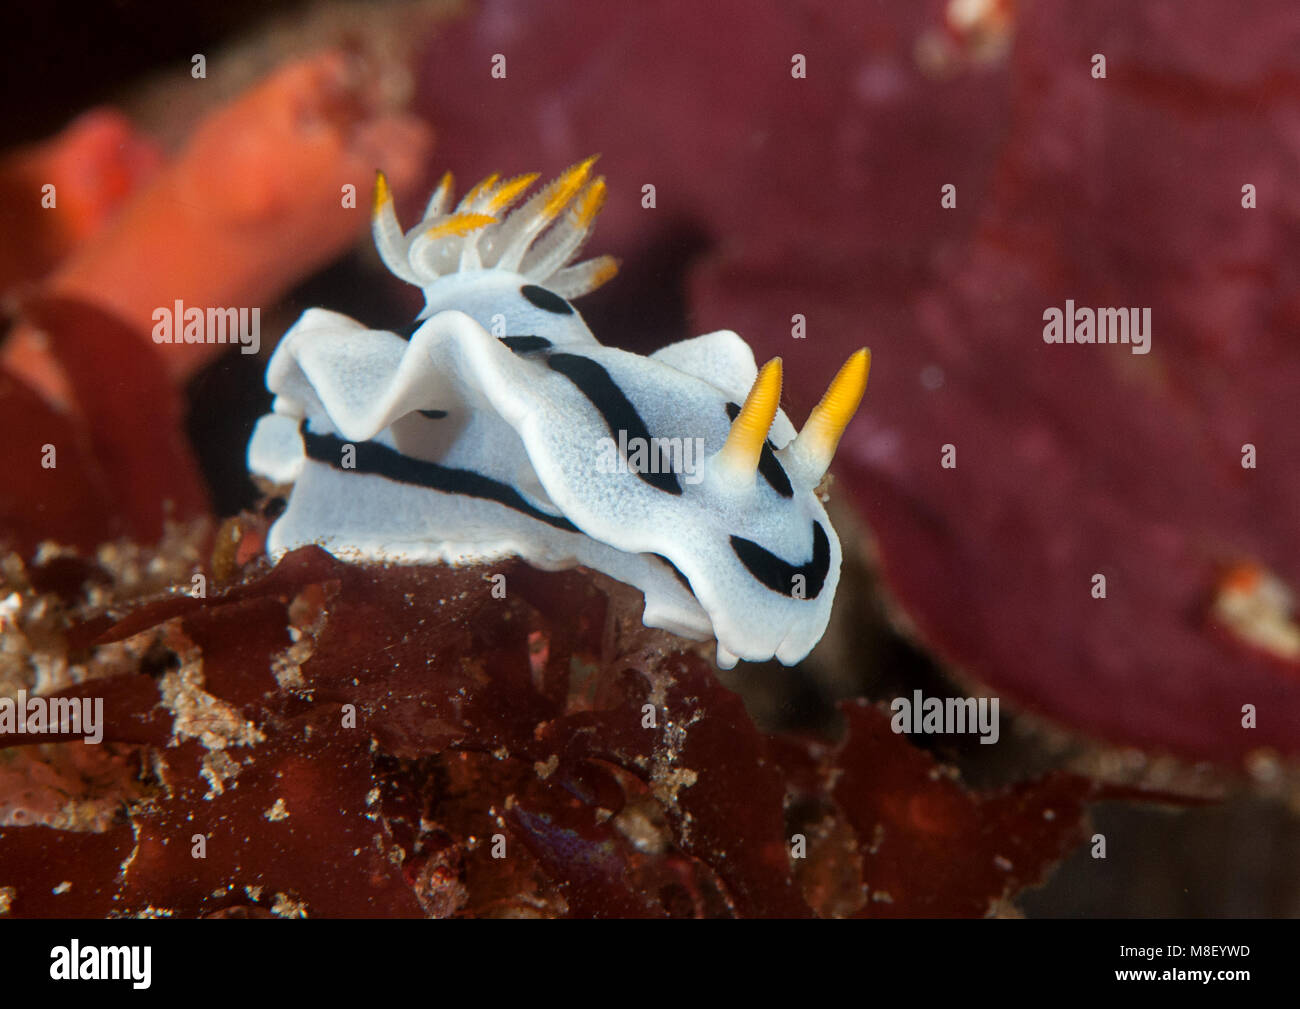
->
[301, 427, 580, 534]
[547, 352, 683, 495]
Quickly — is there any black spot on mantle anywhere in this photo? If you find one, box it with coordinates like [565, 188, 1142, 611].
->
[500, 335, 553, 353]
[730, 521, 830, 599]
[521, 285, 574, 315]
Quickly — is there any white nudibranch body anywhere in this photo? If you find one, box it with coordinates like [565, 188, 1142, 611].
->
[247, 158, 870, 668]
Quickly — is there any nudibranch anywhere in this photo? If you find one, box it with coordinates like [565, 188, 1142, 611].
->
[248, 157, 870, 668]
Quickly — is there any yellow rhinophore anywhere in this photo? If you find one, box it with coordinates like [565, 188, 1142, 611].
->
[787, 348, 871, 485]
[713, 357, 784, 485]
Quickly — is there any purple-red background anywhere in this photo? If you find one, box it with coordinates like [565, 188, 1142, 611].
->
[411, 0, 1300, 762]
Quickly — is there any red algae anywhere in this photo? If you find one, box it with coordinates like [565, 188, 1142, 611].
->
[0, 536, 1114, 917]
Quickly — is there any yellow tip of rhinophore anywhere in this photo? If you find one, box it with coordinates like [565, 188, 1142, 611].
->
[574, 177, 607, 228]
[373, 171, 392, 215]
[462, 172, 501, 207]
[588, 254, 619, 290]
[715, 357, 783, 481]
[796, 347, 871, 466]
[541, 154, 600, 220]
[425, 212, 497, 240]
[485, 172, 540, 214]
[434, 170, 454, 197]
